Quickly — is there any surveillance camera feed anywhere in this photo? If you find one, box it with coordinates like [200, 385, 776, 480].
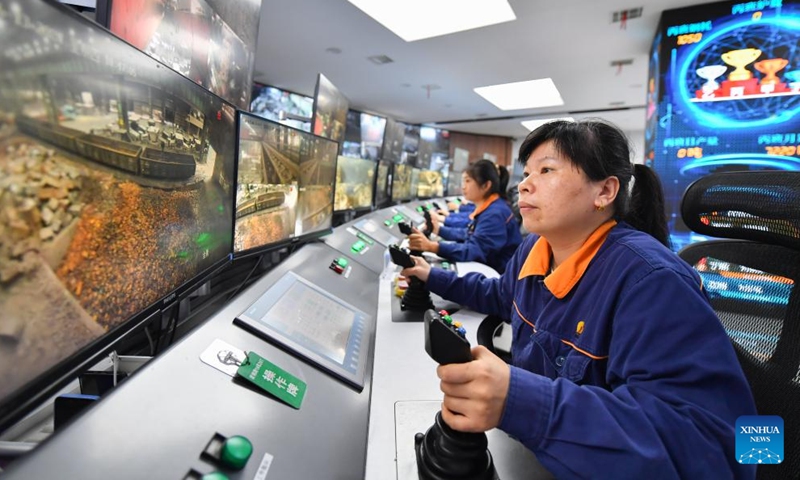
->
[109, 0, 263, 109]
[235, 114, 299, 253]
[447, 170, 463, 196]
[391, 164, 412, 202]
[381, 118, 405, 163]
[311, 74, 348, 146]
[341, 109, 361, 158]
[360, 113, 386, 161]
[418, 170, 444, 198]
[297, 131, 337, 237]
[401, 124, 420, 166]
[250, 84, 313, 132]
[374, 159, 391, 206]
[410, 168, 421, 199]
[235, 113, 338, 252]
[334, 156, 375, 212]
[0, 0, 236, 418]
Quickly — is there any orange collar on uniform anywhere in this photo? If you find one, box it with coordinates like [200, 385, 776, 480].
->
[517, 219, 617, 299]
[469, 193, 500, 219]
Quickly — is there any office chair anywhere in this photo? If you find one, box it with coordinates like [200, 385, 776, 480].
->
[678, 171, 800, 480]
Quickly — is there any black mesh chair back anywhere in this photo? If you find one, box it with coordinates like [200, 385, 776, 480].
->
[679, 171, 800, 480]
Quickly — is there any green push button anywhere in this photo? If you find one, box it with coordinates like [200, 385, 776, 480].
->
[220, 435, 253, 470]
[442, 262, 450, 269]
[202, 473, 230, 480]
[337, 257, 348, 267]
[393, 214, 404, 222]
[416, 206, 424, 213]
[384, 219, 392, 226]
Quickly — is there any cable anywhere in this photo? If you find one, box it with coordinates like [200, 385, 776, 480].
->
[226, 254, 264, 302]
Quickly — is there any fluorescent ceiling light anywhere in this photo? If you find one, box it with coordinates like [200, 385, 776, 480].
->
[521, 117, 575, 131]
[347, 0, 516, 42]
[474, 78, 564, 111]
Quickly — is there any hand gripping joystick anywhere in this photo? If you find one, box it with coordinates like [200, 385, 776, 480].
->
[415, 310, 497, 480]
[389, 245, 434, 312]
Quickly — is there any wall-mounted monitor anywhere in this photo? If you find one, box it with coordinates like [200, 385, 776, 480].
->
[250, 83, 313, 132]
[418, 170, 444, 199]
[374, 160, 392, 207]
[0, 0, 237, 432]
[311, 74, 349, 148]
[334, 156, 376, 212]
[235, 112, 338, 256]
[410, 168, 421, 200]
[391, 164, 412, 202]
[108, 0, 262, 109]
[381, 118, 405, 163]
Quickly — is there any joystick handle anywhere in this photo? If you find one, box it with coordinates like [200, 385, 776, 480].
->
[389, 244, 415, 269]
[397, 221, 413, 236]
[424, 310, 471, 365]
[423, 211, 434, 238]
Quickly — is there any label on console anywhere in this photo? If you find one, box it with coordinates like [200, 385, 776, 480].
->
[237, 351, 307, 409]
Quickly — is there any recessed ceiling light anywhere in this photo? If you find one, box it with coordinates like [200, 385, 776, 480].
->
[521, 117, 575, 132]
[474, 78, 564, 110]
[347, 0, 516, 42]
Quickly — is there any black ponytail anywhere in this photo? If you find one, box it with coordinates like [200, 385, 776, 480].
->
[626, 164, 670, 248]
[497, 165, 510, 201]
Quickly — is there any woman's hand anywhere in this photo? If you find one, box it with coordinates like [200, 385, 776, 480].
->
[400, 254, 432, 282]
[437, 346, 510, 433]
[408, 228, 439, 254]
[429, 212, 441, 235]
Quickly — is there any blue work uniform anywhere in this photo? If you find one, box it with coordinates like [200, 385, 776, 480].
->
[436, 195, 521, 274]
[427, 220, 757, 479]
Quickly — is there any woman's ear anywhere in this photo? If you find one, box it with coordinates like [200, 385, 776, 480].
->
[597, 176, 620, 209]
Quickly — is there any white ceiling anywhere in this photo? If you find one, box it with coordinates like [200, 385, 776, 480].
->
[253, 0, 701, 139]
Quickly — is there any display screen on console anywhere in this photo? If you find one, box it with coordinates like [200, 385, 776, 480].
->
[234, 272, 370, 390]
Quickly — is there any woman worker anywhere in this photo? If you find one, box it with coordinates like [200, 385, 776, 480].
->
[402, 120, 757, 479]
[408, 160, 521, 274]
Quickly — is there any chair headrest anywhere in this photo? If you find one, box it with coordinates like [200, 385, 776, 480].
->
[681, 171, 800, 251]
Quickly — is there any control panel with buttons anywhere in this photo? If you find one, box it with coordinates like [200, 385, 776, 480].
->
[330, 257, 350, 275]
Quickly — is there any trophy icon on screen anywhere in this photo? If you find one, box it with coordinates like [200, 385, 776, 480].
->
[721, 48, 762, 81]
[754, 58, 789, 85]
[696, 65, 727, 95]
[785, 70, 800, 91]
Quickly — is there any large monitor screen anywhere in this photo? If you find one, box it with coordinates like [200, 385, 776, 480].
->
[341, 109, 362, 158]
[0, 0, 236, 430]
[360, 112, 386, 161]
[109, 0, 262, 109]
[401, 124, 420, 166]
[235, 271, 371, 390]
[418, 170, 444, 198]
[410, 168, 421, 200]
[334, 156, 376, 212]
[250, 84, 313, 132]
[374, 160, 392, 207]
[646, 1, 800, 250]
[419, 127, 450, 170]
[235, 113, 337, 254]
[311, 74, 349, 147]
[235, 114, 299, 254]
[381, 118, 405, 163]
[391, 164, 412, 202]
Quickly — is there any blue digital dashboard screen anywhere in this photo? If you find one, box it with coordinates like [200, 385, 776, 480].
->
[646, 0, 800, 251]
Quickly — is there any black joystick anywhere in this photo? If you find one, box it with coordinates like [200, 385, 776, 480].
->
[397, 221, 413, 236]
[423, 211, 434, 239]
[389, 245, 435, 312]
[432, 201, 442, 211]
[415, 310, 497, 480]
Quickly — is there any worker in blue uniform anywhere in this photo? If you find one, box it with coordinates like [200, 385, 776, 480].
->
[438, 166, 510, 229]
[408, 160, 521, 274]
[402, 120, 757, 479]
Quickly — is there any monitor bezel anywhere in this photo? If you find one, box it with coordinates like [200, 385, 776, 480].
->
[310, 73, 349, 150]
[373, 159, 393, 209]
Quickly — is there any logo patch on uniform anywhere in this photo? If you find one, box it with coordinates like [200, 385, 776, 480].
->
[576, 321, 585, 335]
[736, 415, 783, 465]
